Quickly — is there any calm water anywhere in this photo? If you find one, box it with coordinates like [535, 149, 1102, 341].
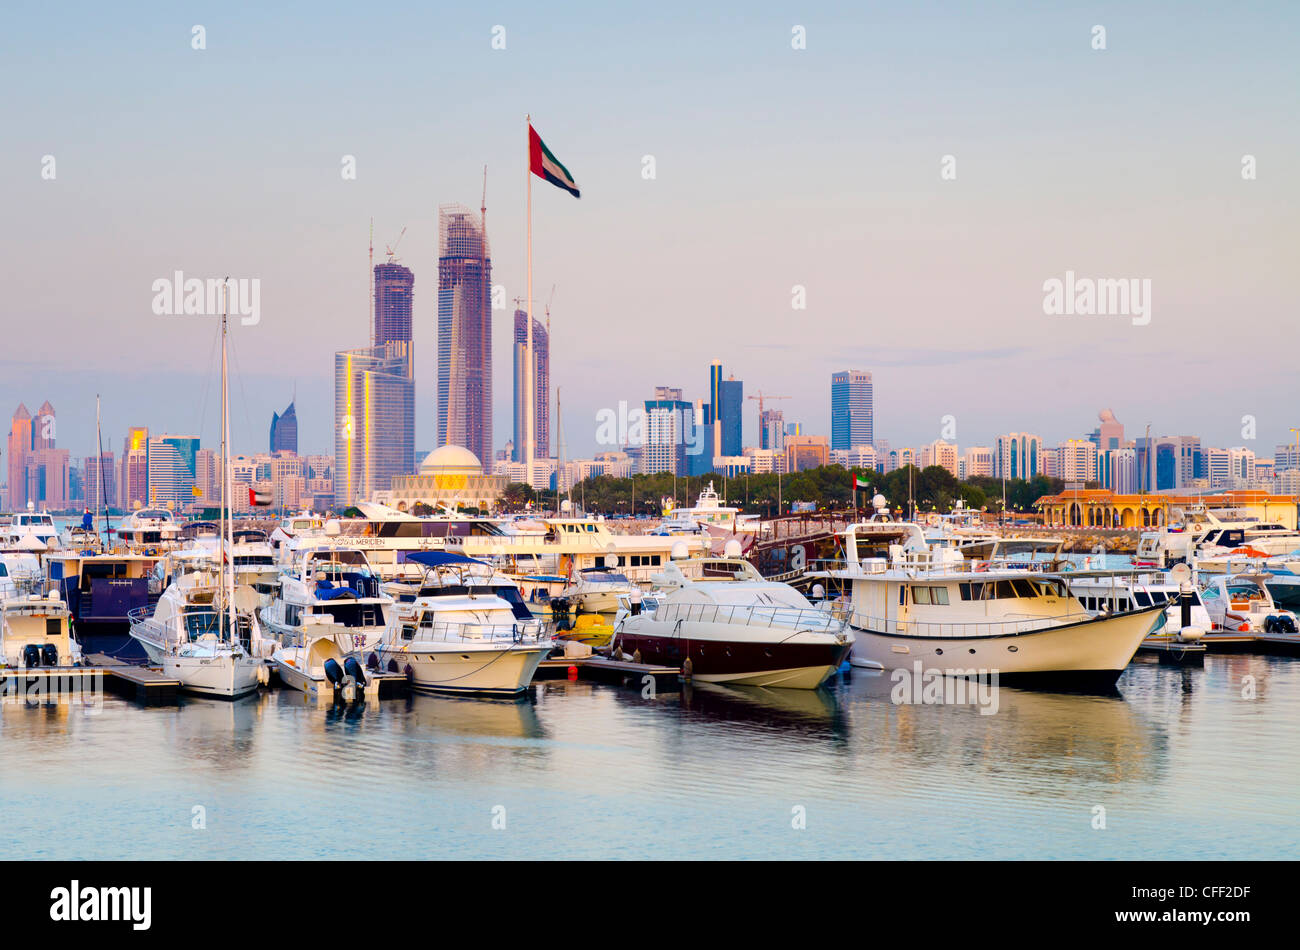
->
[3, 654, 1297, 860]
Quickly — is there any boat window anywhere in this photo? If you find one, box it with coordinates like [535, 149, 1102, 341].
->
[931, 586, 949, 605]
[1151, 591, 1169, 604]
[913, 586, 931, 605]
[1134, 592, 1152, 607]
[401, 624, 417, 641]
[1011, 579, 1036, 598]
[899, 586, 907, 606]
[959, 582, 985, 601]
[184, 608, 220, 639]
[995, 580, 1016, 599]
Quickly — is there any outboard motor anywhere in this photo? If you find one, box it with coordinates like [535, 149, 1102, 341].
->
[41, 644, 59, 667]
[343, 656, 367, 686]
[1278, 615, 1298, 634]
[23, 644, 42, 669]
[323, 657, 344, 686]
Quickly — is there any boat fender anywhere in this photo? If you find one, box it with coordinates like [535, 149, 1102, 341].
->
[632, 649, 642, 665]
[343, 656, 367, 685]
[366, 652, 380, 671]
[681, 657, 693, 680]
[323, 657, 344, 686]
[256, 664, 270, 686]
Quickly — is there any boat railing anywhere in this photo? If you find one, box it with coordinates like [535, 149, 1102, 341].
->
[807, 556, 1062, 577]
[399, 619, 555, 645]
[649, 601, 849, 630]
[845, 609, 1098, 639]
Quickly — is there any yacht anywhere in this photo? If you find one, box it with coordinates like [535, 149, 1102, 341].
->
[808, 518, 1165, 690]
[128, 567, 267, 698]
[612, 558, 852, 689]
[1199, 572, 1298, 633]
[44, 550, 161, 660]
[0, 509, 61, 550]
[1135, 505, 1300, 567]
[1066, 569, 1213, 635]
[1, 552, 82, 670]
[114, 507, 184, 551]
[375, 551, 553, 695]
[258, 543, 390, 691]
[554, 566, 640, 614]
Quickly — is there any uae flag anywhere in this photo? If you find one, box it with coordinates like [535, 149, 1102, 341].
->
[854, 476, 871, 490]
[249, 486, 273, 507]
[529, 123, 580, 198]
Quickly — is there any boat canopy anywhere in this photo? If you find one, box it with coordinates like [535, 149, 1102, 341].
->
[405, 550, 486, 569]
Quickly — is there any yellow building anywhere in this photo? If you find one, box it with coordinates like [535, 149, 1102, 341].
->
[1036, 489, 1298, 530]
[372, 445, 507, 513]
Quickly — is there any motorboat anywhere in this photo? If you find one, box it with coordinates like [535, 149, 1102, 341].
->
[261, 545, 393, 695]
[807, 518, 1165, 690]
[1200, 572, 1298, 633]
[553, 566, 639, 614]
[613, 558, 852, 689]
[375, 551, 553, 695]
[0, 509, 61, 550]
[1, 552, 82, 670]
[44, 551, 161, 661]
[114, 507, 183, 551]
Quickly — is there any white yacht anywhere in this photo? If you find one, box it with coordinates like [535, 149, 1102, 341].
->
[1135, 505, 1300, 567]
[114, 507, 183, 551]
[1066, 569, 1213, 635]
[808, 517, 1165, 690]
[128, 568, 267, 698]
[260, 545, 393, 690]
[1199, 572, 1298, 633]
[0, 509, 61, 550]
[613, 558, 852, 689]
[554, 565, 640, 614]
[375, 551, 552, 695]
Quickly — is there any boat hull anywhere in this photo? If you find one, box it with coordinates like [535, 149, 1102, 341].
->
[381, 644, 549, 695]
[614, 624, 851, 690]
[164, 653, 262, 699]
[847, 605, 1164, 689]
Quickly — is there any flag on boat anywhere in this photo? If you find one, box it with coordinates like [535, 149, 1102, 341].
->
[529, 123, 580, 198]
[249, 486, 273, 507]
[854, 476, 871, 490]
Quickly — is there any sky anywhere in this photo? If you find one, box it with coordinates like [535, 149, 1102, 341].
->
[2, 1, 1297, 467]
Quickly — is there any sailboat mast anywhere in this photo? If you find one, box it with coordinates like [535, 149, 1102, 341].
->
[219, 281, 231, 634]
[95, 395, 107, 544]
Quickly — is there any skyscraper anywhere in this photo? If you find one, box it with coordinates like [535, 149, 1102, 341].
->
[718, 377, 743, 457]
[437, 204, 492, 464]
[148, 436, 197, 507]
[641, 387, 694, 476]
[334, 342, 415, 508]
[6, 404, 33, 510]
[270, 400, 298, 454]
[373, 261, 415, 347]
[831, 370, 873, 451]
[760, 408, 785, 452]
[512, 309, 549, 462]
[120, 427, 149, 509]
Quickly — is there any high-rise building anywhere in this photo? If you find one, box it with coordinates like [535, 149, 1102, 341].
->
[146, 436, 198, 507]
[760, 409, 785, 452]
[119, 427, 149, 510]
[436, 204, 492, 464]
[512, 309, 549, 462]
[995, 433, 1043, 480]
[83, 451, 115, 512]
[334, 342, 416, 508]
[270, 400, 298, 454]
[830, 370, 873, 452]
[640, 388, 694, 475]
[962, 446, 994, 479]
[718, 377, 743, 458]
[6, 404, 34, 510]
[1088, 409, 1125, 452]
[373, 261, 415, 348]
[1057, 438, 1099, 482]
[920, 440, 959, 478]
[786, 435, 830, 472]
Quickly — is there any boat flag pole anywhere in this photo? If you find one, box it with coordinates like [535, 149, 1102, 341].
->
[525, 113, 535, 482]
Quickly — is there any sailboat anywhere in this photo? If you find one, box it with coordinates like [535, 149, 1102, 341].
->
[128, 283, 266, 698]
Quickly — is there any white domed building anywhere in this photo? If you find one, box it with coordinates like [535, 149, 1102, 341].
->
[371, 445, 507, 513]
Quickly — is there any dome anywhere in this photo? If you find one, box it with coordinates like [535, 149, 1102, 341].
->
[419, 444, 483, 476]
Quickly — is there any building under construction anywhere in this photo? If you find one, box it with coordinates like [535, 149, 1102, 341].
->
[436, 204, 492, 465]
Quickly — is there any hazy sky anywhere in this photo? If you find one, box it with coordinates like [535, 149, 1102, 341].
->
[2, 1, 1297, 466]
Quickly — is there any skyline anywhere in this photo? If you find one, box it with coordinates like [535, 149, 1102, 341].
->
[3, 3, 1298, 461]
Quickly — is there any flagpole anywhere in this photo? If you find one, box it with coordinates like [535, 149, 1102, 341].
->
[525, 114, 535, 481]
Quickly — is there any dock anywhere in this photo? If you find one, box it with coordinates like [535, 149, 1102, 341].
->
[85, 653, 180, 704]
[536, 655, 682, 689]
[1137, 637, 1206, 666]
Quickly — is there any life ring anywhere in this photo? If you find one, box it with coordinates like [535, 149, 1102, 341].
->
[974, 561, 989, 573]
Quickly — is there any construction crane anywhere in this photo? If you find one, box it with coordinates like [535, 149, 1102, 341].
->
[384, 226, 407, 263]
[544, 284, 556, 337]
[747, 391, 791, 417]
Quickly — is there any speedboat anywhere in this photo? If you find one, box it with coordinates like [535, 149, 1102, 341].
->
[0, 509, 61, 550]
[1200, 572, 1298, 633]
[128, 568, 267, 699]
[115, 507, 183, 551]
[554, 566, 639, 614]
[613, 558, 852, 689]
[375, 551, 552, 695]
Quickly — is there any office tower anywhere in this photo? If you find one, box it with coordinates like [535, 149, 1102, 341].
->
[512, 309, 549, 462]
[995, 433, 1043, 480]
[373, 260, 415, 347]
[83, 451, 115, 511]
[920, 440, 959, 477]
[786, 435, 830, 472]
[641, 388, 693, 475]
[6, 404, 33, 510]
[718, 376, 743, 457]
[120, 427, 149, 509]
[270, 400, 298, 455]
[831, 370, 873, 451]
[334, 342, 415, 508]
[1088, 409, 1125, 451]
[962, 446, 994, 479]
[760, 408, 785, 452]
[147, 437, 194, 507]
[436, 204, 492, 464]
